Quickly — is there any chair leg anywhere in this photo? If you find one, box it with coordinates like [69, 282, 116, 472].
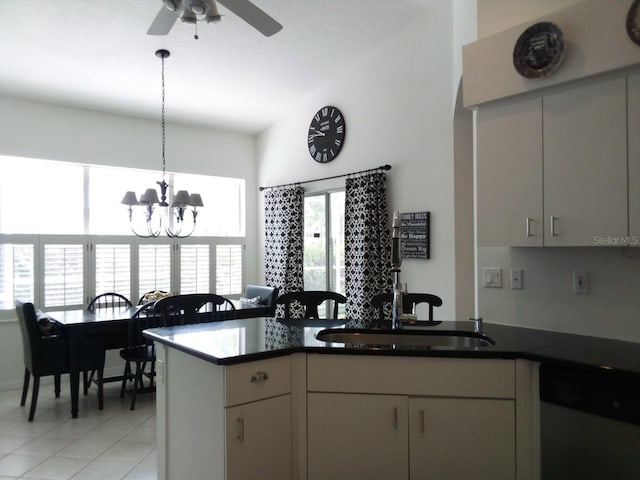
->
[120, 362, 131, 399]
[83, 370, 92, 395]
[20, 368, 30, 407]
[97, 369, 104, 410]
[130, 362, 143, 411]
[28, 376, 40, 422]
[54, 374, 61, 397]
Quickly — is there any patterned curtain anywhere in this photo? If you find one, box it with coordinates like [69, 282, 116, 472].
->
[344, 172, 391, 327]
[264, 186, 305, 318]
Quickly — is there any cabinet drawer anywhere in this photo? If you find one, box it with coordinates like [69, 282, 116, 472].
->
[307, 355, 515, 399]
[225, 356, 291, 406]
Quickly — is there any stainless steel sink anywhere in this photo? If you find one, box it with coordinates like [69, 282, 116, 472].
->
[315, 328, 495, 348]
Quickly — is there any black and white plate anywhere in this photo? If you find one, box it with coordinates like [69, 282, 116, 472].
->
[513, 22, 565, 79]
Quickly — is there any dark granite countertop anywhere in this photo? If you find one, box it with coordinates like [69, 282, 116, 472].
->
[144, 317, 640, 380]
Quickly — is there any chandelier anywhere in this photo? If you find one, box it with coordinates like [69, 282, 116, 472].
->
[121, 49, 203, 238]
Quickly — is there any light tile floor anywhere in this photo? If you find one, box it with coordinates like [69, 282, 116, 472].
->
[0, 379, 156, 480]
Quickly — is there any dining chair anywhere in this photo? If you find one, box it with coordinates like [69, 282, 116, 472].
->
[84, 293, 133, 395]
[243, 284, 279, 315]
[154, 293, 236, 324]
[275, 290, 346, 319]
[370, 292, 443, 326]
[16, 300, 105, 421]
[119, 302, 159, 411]
[87, 292, 133, 311]
[120, 294, 235, 410]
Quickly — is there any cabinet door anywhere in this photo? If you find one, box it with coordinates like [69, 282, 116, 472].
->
[409, 397, 515, 480]
[226, 394, 292, 480]
[307, 393, 408, 480]
[629, 72, 640, 243]
[543, 77, 628, 246]
[476, 96, 543, 246]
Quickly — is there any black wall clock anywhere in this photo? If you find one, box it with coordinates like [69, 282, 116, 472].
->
[308, 106, 346, 163]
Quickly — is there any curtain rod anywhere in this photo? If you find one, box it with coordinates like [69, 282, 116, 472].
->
[259, 164, 391, 191]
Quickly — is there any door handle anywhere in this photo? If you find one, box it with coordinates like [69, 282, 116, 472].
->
[526, 217, 533, 237]
[393, 407, 398, 431]
[419, 409, 425, 434]
[237, 418, 244, 442]
[550, 216, 558, 236]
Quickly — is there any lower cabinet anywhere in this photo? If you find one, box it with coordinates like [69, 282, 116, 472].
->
[226, 394, 292, 480]
[408, 397, 515, 479]
[307, 393, 515, 480]
[307, 393, 409, 480]
[156, 346, 292, 480]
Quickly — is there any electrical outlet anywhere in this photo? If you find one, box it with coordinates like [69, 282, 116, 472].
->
[511, 269, 523, 289]
[483, 267, 502, 288]
[573, 271, 588, 294]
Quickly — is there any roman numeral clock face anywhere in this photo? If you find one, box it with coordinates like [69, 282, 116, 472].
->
[308, 106, 346, 163]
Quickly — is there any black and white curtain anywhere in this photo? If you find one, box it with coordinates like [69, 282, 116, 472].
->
[344, 172, 391, 327]
[264, 186, 305, 318]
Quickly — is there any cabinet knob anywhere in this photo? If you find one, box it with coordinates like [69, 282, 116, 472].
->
[250, 371, 269, 383]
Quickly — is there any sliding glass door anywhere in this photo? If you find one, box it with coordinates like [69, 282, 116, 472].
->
[303, 191, 345, 316]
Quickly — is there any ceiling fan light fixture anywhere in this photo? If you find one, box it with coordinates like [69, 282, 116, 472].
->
[206, 1, 221, 23]
[162, 0, 182, 12]
[180, 9, 197, 24]
[185, 0, 208, 15]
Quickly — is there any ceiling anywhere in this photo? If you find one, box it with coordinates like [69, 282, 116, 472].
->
[0, 0, 435, 134]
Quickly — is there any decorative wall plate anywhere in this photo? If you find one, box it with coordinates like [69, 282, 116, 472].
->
[513, 21, 565, 79]
[627, 0, 640, 46]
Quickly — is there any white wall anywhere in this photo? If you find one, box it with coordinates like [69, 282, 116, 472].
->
[257, 1, 465, 320]
[474, 0, 640, 342]
[0, 96, 259, 389]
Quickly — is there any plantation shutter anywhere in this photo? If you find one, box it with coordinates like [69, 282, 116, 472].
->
[180, 244, 210, 294]
[138, 244, 172, 295]
[95, 243, 131, 300]
[216, 244, 242, 295]
[43, 243, 84, 308]
[0, 243, 35, 309]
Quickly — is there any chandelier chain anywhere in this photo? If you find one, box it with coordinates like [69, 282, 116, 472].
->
[161, 53, 166, 180]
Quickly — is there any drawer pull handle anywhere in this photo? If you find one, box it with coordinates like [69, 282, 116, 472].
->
[250, 371, 269, 383]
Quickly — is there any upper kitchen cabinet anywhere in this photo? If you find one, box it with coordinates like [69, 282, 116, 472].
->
[629, 72, 640, 242]
[476, 75, 629, 247]
[477, 96, 543, 246]
[543, 76, 628, 246]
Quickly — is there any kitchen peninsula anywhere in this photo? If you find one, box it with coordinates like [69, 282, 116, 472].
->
[145, 317, 640, 480]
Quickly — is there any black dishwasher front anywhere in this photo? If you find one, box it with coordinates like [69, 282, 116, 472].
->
[540, 364, 640, 479]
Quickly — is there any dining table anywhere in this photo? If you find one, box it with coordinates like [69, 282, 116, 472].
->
[46, 298, 273, 418]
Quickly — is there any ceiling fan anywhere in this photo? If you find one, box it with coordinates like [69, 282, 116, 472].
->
[148, 0, 282, 37]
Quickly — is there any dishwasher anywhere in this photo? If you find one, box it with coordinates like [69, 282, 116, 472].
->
[540, 363, 640, 479]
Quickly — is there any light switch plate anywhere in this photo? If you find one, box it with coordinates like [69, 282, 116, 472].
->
[573, 272, 588, 294]
[483, 267, 502, 288]
[511, 269, 523, 289]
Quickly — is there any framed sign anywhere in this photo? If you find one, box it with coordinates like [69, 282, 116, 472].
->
[400, 211, 430, 259]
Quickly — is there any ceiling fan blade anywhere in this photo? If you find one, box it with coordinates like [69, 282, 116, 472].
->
[147, 6, 179, 35]
[216, 0, 283, 36]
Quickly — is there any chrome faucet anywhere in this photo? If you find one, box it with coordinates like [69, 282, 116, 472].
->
[391, 211, 404, 330]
